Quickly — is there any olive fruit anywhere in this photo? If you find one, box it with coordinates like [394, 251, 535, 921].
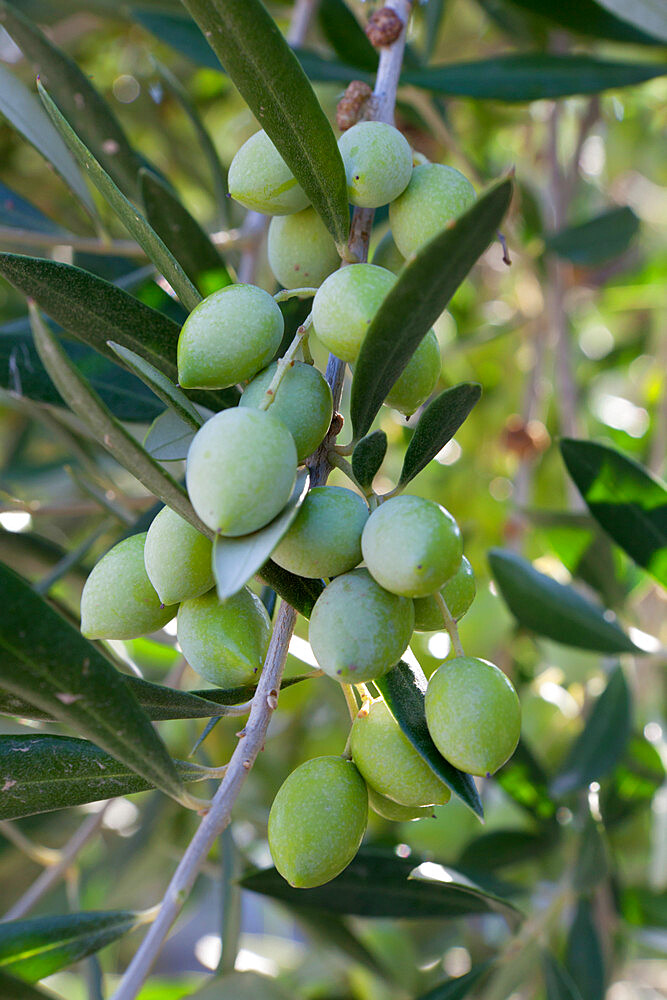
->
[186, 408, 297, 536]
[271, 486, 368, 578]
[389, 163, 476, 259]
[338, 121, 412, 208]
[228, 130, 309, 215]
[268, 756, 368, 888]
[308, 568, 414, 683]
[413, 557, 476, 631]
[240, 361, 333, 462]
[385, 329, 440, 416]
[371, 230, 405, 275]
[361, 495, 462, 598]
[368, 787, 435, 822]
[177, 284, 283, 390]
[312, 263, 395, 363]
[351, 700, 451, 807]
[267, 208, 340, 289]
[144, 507, 214, 606]
[425, 656, 521, 776]
[177, 587, 271, 687]
[80, 533, 175, 640]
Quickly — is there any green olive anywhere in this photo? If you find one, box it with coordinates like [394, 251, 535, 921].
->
[385, 330, 440, 416]
[228, 130, 309, 215]
[267, 207, 340, 288]
[144, 507, 214, 606]
[368, 786, 435, 822]
[371, 230, 405, 275]
[271, 485, 368, 578]
[389, 163, 476, 259]
[413, 557, 476, 631]
[312, 263, 395, 363]
[338, 121, 413, 208]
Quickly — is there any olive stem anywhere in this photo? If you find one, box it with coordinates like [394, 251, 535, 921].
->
[273, 287, 318, 302]
[327, 450, 369, 497]
[342, 683, 360, 722]
[257, 315, 313, 411]
[434, 591, 465, 657]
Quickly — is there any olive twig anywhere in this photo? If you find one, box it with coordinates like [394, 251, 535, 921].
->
[257, 315, 313, 411]
[273, 286, 318, 302]
[342, 683, 360, 722]
[434, 590, 465, 657]
[327, 450, 369, 496]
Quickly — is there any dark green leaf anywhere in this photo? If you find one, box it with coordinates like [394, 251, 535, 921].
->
[600, 735, 665, 828]
[257, 561, 324, 619]
[402, 55, 667, 101]
[0, 562, 194, 807]
[488, 549, 639, 653]
[496, 740, 557, 822]
[317, 0, 378, 72]
[552, 666, 631, 796]
[375, 661, 483, 818]
[0, 735, 213, 820]
[108, 342, 204, 431]
[352, 431, 387, 491]
[241, 848, 517, 919]
[417, 962, 493, 1000]
[505, 0, 661, 44]
[293, 911, 389, 981]
[620, 886, 667, 928]
[542, 951, 583, 1000]
[594, 0, 667, 42]
[0, 969, 60, 999]
[214, 471, 310, 600]
[179, 0, 350, 248]
[565, 899, 605, 1000]
[140, 169, 232, 292]
[0, 909, 146, 982]
[0, 0, 144, 198]
[459, 829, 557, 871]
[132, 8, 221, 69]
[573, 820, 609, 892]
[561, 439, 667, 588]
[399, 383, 482, 487]
[0, 181, 64, 234]
[545, 207, 640, 266]
[350, 179, 512, 440]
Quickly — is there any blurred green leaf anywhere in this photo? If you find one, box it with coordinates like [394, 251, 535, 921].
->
[417, 962, 493, 1000]
[620, 887, 667, 928]
[179, 0, 350, 248]
[561, 439, 667, 588]
[108, 342, 204, 431]
[293, 911, 389, 981]
[190, 971, 289, 999]
[545, 208, 640, 266]
[565, 898, 605, 1000]
[552, 666, 631, 796]
[506, 0, 661, 43]
[131, 8, 221, 70]
[488, 549, 639, 652]
[0, 182, 65, 234]
[317, 0, 378, 72]
[399, 383, 482, 487]
[351, 180, 511, 440]
[496, 740, 557, 822]
[375, 660, 483, 818]
[459, 829, 557, 871]
[542, 951, 583, 1000]
[352, 431, 387, 491]
[600, 735, 665, 827]
[0, 970, 59, 999]
[573, 820, 609, 891]
[594, 0, 667, 42]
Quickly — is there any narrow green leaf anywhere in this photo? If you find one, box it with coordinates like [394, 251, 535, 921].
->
[561, 439, 667, 588]
[179, 0, 350, 248]
[214, 471, 310, 600]
[573, 820, 609, 892]
[496, 740, 556, 823]
[0, 970, 59, 999]
[416, 962, 493, 1000]
[619, 886, 667, 929]
[0, 563, 195, 806]
[600, 734, 665, 828]
[0, 910, 147, 982]
[594, 0, 667, 42]
[545, 207, 640, 266]
[257, 561, 324, 618]
[108, 342, 204, 431]
[293, 911, 389, 982]
[488, 549, 639, 653]
[139, 169, 232, 291]
[497, 0, 661, 44]
[542, 952, 583, 1000]
[143, 406, 203, 461]
[0, 735, 213, 820]
[399, 383, 482, 487]
[37, 82, 201, 312]
[317, 0, 378, 72]
[552, 666, 631, 796]
[132, 8, 221, 70]
[0, 0, 144, 198]
[0, 63, 94, 215]
[458, 829, 557, 871]
[565, 899, 605, 1000]
[351, 179, 512, 440]
[375, 661, 484, 818]
[0, 181, 64, 234]
[352, 431, 387, 491]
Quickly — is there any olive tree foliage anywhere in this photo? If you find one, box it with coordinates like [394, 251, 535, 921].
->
[0, 1, 665, 999]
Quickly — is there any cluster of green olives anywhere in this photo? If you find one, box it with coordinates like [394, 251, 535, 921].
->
[79, 119, 520, 892]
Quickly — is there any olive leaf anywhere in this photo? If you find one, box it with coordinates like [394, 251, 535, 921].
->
[352, 432, 387, 491]
[108, 342, 204, 431]
[399, 383, 482, 487]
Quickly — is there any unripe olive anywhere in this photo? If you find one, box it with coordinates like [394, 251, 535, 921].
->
[351, 700, 451, 807]
[312, 264, 395, 363]
[308, 568, 414, 683]
[268, 756, 368, 888]
[239, 361, 333, 462]
[361, 496, 462, 598]
[368, 786, 435, 822]
[267, 208, 340, 289]
[186, 408, 297, 536]
[425, 656, 521, 776]
[385, 329, 440, 416]
[338, 121, 412, 208]
[271, 486, 368, 578]
[413, 557, 476, 631]
[371, 230, 405, 275]
[144, 507, 214, 606]
[177, 587, 271, 687]
[177, 284, 283, 390]
[80, 533, 175, 640]
[389, 163, 476, 259]
[228, 130, 309, 215]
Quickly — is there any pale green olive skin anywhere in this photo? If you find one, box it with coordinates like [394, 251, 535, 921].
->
[361, 496, 462, 598]
[371, 230, 405, 275]
[425, 656, 521, 776]
[81, 533, 176, 640]
[368, 786, 435, 822]
[177, 587, 270, 687]
[351, 700, 451, 807]
[267, 207, 340, 289]
[186, 408, 297, 536]
[413, 557, 476, 631]
[385, 329, 440, 416]
[312, 264, 395, 363]
[271, 486, 368, 578]
[144, 507, 214, 606]
[308, 568, 414, 683]
[240, 361, 333, 462]
[177, 284, 283, 390]
[338, 121, 413, 208]
[389, 163, 476, 259]
[268, 756, 368, 888]
[228, 130, 309, 215]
